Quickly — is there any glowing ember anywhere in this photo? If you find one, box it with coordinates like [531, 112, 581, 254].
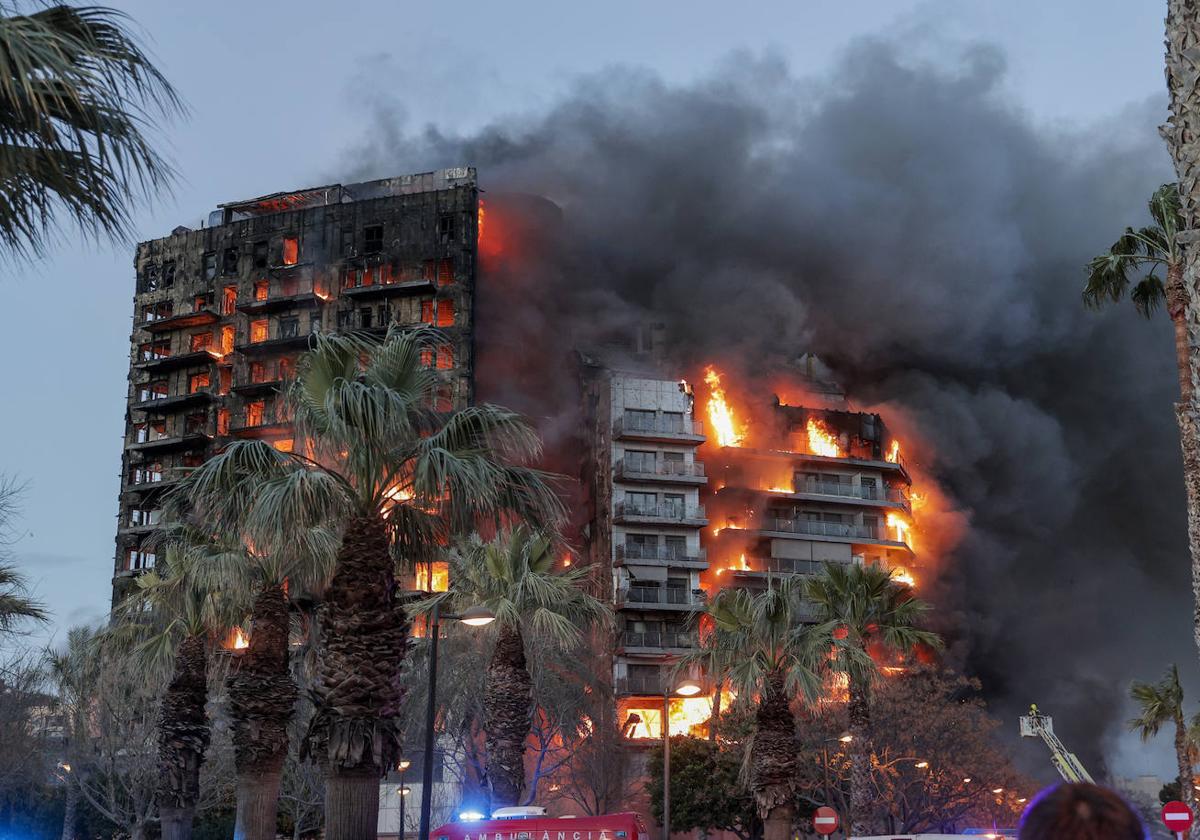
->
[704, 366, 744, 447]
[886, 439, 901, 463]
[806, 418, 841, 457]
[226, 627, 249, 650]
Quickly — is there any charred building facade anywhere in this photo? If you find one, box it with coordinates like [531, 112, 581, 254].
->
[113, 168, 479, 600]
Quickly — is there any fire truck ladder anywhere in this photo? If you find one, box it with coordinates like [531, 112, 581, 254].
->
[1019, 704, 1095, 784]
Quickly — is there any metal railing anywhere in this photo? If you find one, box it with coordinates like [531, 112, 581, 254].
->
[759, 557, 831, 576]
[613, 416, 704, 437]
[230, 404, 290, 430]
[621, 630, 696, 650]
[616, 459, 705, 479]
[614, 501, 706, 521]
[795, 481, 910, 506]
[616, 545, 707, 563]
[621, 587, 707, 607]
[765, 518, 880, 540]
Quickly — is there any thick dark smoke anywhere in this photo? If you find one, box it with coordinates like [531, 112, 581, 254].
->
[339, 39, 1190, 776]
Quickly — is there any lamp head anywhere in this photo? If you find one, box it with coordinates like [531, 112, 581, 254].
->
[673, 678, 703, 697]
[460, 605, 496, 627]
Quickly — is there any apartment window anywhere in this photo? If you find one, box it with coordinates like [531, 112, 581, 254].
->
[625, 450, 656, 473]
[626, 492, 656, 513]
[216, 407, 229, 435]
[249, 361, 267, 383]
[279, 357, 294, 381]
[252, 241, 268, 269]
[203, 253, 217, 281]
[436, 346, 454, 370]
[624, 409, 655, 431]
[434, 384, 452, 412]
[420, 348, 434, 369]
[859, 476, 878, 500]
[185, 413, 206, 435]
[339, 227, 354, 256]
[162, 261, 176, 289]
[309, 311, 321, 334]
[337, 309, 354, 330]
[130, 463, 163, 485]
[140, 264, 159, 292]
[182, 454, 204, 468]
[223, 285, 238, 315]
[625, 534, 658, 558]
[362, 265, 380, 287]
[247, 401, 265, 427]
[217, 366, 232, 395]
[132, 422, 146, 443]
[188, 372, 210, 393]
[364, 224, 383, 254]
[282, 237, 299, 266]
[663, 535, 687, 559]
[138, 381, 168, 402]
[189, 332, 213, 352]
[376, 304, 391, 326]
[436, 299, 455, 327]
[128, 508, 160, 527]
[279, 317, 300, 339]
[254, 280, 269, 302]
[420, 300, 434, 324]
[437, 214, 456, 243]
[141, 301, 172, 322]
[437, 258, 454, 286]
[273, 438, 294, 453]
[139, 340, 170, 361]
[126, 547, 156, 572]
[863, 514, 879, 537]
[281, 276, 298, 297]
[663, 493, 685, 517]
[359, 308, 372, 329]
[220, 325, 235, 355]
[222, 247, 239, 275]
[250, 319, 268, 343]
[661, 411, 684, 432]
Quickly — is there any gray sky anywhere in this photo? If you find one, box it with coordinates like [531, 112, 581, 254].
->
[0, 0, 1173, 774]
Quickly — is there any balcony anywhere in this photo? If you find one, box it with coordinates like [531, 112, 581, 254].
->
[127, 432, 212, 455]
[340, 277, 435, 300]
[614, 459, 707, 486]
[615, 545, 707, 567]
[237, 292, 325, 315]
[139, 308, 220, 333]
[775, 481, 910, 511]
[613, 501, 707, 526]
[612, 416, 705, 445]
[229, 406, 290, 438]
[619, 630, 696, 653]
[135, 349, 222, 374]
[759, 517, 911, 551]
[615, 674, 667, 696]
[616, 586, 706, 612]
[131, 391, 213, 414]
[234, 333, 315, 356]
[122, 475, 181, 495]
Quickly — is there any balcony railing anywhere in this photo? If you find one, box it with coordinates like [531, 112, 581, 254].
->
[765, 518, 881, 540]
[795, 481, 910, 507]
[620, 587, 707, 608]
[613, 416, 704, 439]
[614, 501, 706, 522]
[758, 557, 832, 576]
[616, 459, 706, 481]
[230, 404, 290, 432]
[616, 545, 707, 564]
[621, 630, 696, 650]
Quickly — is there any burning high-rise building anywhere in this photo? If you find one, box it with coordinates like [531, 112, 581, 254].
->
[112, 168, 479, 602]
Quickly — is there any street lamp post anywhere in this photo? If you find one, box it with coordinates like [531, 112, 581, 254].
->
[662, 677, 703, 840]
[821, 734, 852, 812]
[418, 603, 495, 840]
[397, 759, 411, 840]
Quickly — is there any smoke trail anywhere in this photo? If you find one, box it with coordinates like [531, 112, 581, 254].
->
[339, 38, 1185, 774]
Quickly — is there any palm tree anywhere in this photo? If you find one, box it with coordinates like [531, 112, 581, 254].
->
[425, 527, 609, 807]
[0, 4, 181, 258]
[681, 577, 820, 840]
[1129, 665, 1195, 822]
[108, 544, 242, 840]
[178, 327, 563, 840]
[0, 561, 46, 631]
[806, 563, 942, 837]
[1159, 8, 1200, 661]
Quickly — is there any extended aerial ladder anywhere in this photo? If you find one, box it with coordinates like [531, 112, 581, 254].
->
[1019, 704, 1095, 783]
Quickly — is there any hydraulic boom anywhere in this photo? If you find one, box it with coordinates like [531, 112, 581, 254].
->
[1019, 704, 1095, 783]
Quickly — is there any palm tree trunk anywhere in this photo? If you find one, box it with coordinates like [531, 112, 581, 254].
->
[1176, 708, 1196, 826]
[229, 583, 296, 840]
[157, 633, 210, 840]
[60, 776, 78, 840]
[750, 670, 796, 840]
[848, 673, 873, 838]
[305, 513, 411, 840]
[1163, 0, 1200, 669]
[485, 623, 532, 807]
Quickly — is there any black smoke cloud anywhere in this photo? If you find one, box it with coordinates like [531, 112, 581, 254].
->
[339, 40, 1189, 775]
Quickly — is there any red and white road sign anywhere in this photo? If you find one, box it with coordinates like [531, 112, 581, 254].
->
[1162, 800, 1194, 834]
[813, 806, 839, 836]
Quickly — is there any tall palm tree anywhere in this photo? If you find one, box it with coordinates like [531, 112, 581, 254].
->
[1161, 4, 1200, 662]
[0, 4, 181, 258]
[806, 563, 942, 838]
[178, 327, 563, 840]
[1129, 665, 1195, 823]
[108, 544, 242, 840]
[681, 577, 820, 840]
[425, 527, 609, 807]
[0, 561, 46, 631]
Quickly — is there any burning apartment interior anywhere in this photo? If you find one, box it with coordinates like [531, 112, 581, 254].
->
[114, 168, 479, 600]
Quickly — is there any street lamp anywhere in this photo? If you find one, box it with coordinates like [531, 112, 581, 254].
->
[396, 759, 411, 840]
[821, 733, 853, 813]
[418, 603, 495, 840]
[662, 677, 703, 840]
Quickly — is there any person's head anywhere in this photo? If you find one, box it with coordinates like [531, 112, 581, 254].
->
[1019, 783, 1146, 840]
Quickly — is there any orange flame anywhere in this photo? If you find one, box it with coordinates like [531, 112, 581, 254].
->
[886, 439, 901, 463]
[887, 513, 911, 545]
[890, 566, 916, 587]
[478, 200, 486, 243]
[620, 690, 735, 739]
[226, 627, 249, 650]
[806, 418, 841, 457]
[704, 366, 744, 447]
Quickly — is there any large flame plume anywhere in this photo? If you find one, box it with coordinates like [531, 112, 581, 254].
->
[806, 417, 841, 457]
[704, 366, 744, 448]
